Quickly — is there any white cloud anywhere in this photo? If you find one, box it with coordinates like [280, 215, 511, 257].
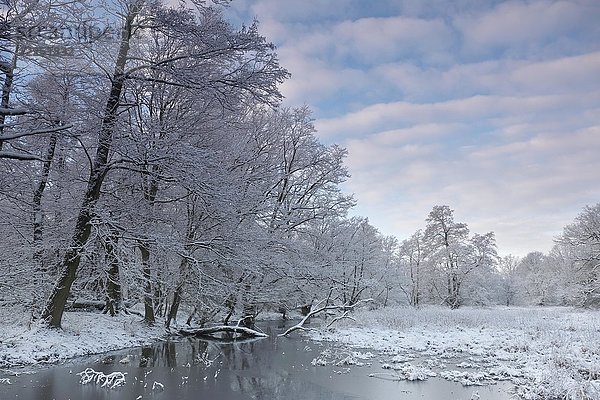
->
[372, 50, 600, 103]
[316, 91, 599, 139]
[455, 0, 596, 55]
[508, 51, 600, 94]
[275, 49, 368, 108]
[330, 16, 454, 64]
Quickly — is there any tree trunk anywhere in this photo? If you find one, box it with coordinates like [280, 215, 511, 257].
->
[33, 131, 58, 264]
[223, 295, 236, 325]
[32, 129, 60, 312]
[165, 285, 182, 329]
[140, 242, 155, 324]
[241, 278, 258, 328]
[0, 49, 17, 151]
[166, 204, 196, 328]
[242, 302, 256, 328]
[41, 5, 139, 328]
[447, 272, 461, 309]
[185, 306, 197, 326]
[103, 229, 123, 316]
[153, 269, 164, 317]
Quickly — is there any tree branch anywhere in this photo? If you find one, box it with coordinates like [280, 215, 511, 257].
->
[0, 124, 72, 141]
[279, 298, 373, 337]
[0, 151, 44, 161]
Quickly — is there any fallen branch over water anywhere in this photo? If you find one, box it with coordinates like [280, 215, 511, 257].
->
[279, 298, 373, 337]
[179, 325, 268, 339]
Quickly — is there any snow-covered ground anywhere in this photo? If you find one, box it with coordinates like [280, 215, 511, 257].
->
[306, 306, 600, 400]
[0, 306, 164, 369]
[1, 305, 598, 399]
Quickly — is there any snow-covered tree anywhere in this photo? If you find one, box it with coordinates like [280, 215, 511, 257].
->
[557, 203, 600, 307]
[498, 255, 520, 306]
[38, 0, 289, 328]
[423, 205, 498, 309]
[397, 230, 427, 306]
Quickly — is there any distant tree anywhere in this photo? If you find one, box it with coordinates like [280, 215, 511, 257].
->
[516, 251, 558, 306]
[423, 205, 498, 309]
[498, 255, 520, 306]
[397, 230, 427, 306]
[557, 203, 600, 307]
[374, 235, 399, 307]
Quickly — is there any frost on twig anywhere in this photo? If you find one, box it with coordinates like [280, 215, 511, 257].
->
[326, 310, 356, 328]
[77, 368, 127, 388]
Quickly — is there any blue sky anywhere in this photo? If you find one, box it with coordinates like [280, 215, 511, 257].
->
[225, 0, 600, 256]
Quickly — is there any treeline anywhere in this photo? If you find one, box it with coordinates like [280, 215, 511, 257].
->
[496, 203, 600, 308]
[394, 204, 600, 309]
[0, 1, 597, 330]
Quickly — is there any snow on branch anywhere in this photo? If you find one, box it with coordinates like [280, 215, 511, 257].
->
[179, 325, 268, 339]
[0, 151, 45, 161]
[279, 298, 373, 337]
[0, 107, 27, 116]
[0, 124, 73, 141]
[77, 368, 127, 388]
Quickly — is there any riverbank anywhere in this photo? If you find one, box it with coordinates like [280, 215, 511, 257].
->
[0, 307, 164, 369]
[2, 305, 598, 399]
[306, 306, 600, 400]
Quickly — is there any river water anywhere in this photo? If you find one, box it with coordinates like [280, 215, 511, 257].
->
[1, 321, 513, 399]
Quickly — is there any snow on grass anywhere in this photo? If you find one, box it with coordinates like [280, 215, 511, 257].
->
[0, 306, 164, 369]
[306, 306, 600, 400]
[380, 363, 437, 380]
[310, 348, 375, 368]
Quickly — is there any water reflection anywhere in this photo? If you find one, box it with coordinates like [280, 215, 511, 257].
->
[139, 341, 178, 368]
[1, 322, 513, 400]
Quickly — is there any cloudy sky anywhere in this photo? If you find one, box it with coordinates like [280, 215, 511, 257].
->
[225, 0, 600, 256]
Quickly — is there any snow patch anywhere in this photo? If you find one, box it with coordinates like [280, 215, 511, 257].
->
[77, 368, 127, 388]
[380, 363, 437, 381]
[0, 309, 164, 368]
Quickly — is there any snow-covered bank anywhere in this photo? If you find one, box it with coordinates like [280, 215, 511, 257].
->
[306, 306, 600, 400]
[0, 307, 164, 369]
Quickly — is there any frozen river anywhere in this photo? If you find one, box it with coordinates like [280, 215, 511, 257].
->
[1, 321, 513, 399]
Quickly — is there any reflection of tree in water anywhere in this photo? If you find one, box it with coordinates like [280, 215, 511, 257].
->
[130, 331, 322, 399]
[138, 342, 177, 368]
[140, 338, 223, 369]
[189, 339, 207, 364]
[188, 339, 221, 367]
[218, 339, 306, 399]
